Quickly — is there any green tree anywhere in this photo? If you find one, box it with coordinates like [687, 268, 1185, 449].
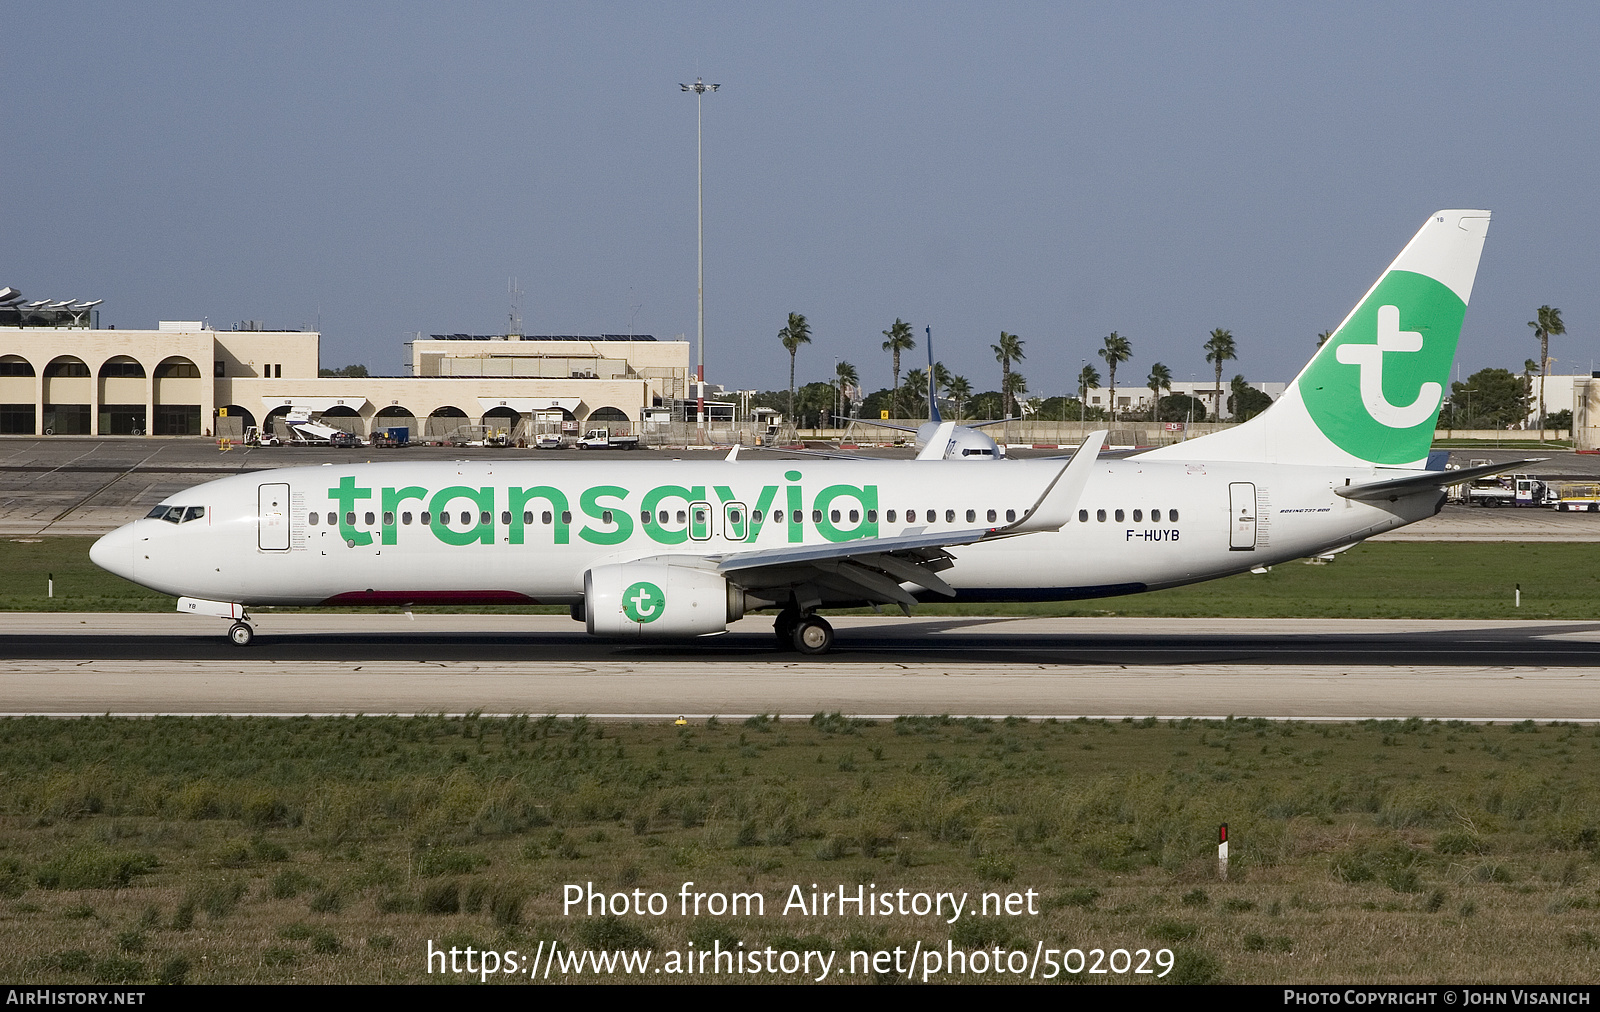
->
[318, 364, 369, 377]
[1077, 363, 1101, 422]
[944, 375, 971, 421]
[899, 368, 929, 419]
[1098, 333, 1131, 421]
[1158, 393, 1207, 423]
[1203, 328, 1237, 421]
[1528, 306, 1565, 436]
[881, 319, 915, 419]
[1227, 375, 1273, 421]
[1316, 329, 1333, 348]
[1448, 368, 1528, 429]
[1146, 362, 1172, 421]
[834, 360, 859, 423]
[968, 390, 1005, 420]
[991, 332, 1026, 417]
[778, 312, 811, 424]
[1002, 371, 1028, 415]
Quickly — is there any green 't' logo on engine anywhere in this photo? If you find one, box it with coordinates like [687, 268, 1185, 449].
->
[622, 581, 665, 623]
[1300, 270, 1465, 465]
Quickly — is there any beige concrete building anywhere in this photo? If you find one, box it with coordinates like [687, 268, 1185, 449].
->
[0, 318, 691, 440]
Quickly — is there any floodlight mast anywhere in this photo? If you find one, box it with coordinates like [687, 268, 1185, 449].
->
[681, 77, 718, 443]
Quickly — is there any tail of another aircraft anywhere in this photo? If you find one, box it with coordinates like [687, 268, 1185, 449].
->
[1140, 210, 1491, 469]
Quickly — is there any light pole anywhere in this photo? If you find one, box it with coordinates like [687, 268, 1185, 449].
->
[681, 77, 719, 442]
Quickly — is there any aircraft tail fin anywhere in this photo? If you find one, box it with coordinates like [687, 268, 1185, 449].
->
[926, 325, 942, 422]
[1140, 210, 1490, 469]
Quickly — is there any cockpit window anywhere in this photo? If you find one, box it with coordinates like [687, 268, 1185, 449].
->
[146, 506, 168, 519]
[161, 506, 184, 524]
[148, 504, 204, 523]
[183, 506, 206, 523]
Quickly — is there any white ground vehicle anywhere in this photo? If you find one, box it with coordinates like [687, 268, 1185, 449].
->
[576, 427, 639, 450]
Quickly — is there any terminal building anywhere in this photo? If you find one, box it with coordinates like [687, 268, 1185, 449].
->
[0, 288, 694, 440]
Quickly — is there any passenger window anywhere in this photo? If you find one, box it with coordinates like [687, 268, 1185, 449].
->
[601, 510, 613, 524]
[500, 511, 511, 525]
[184, 506, 205, 522]
[523, 511, 533, 524]
[945, 509, 955, 523]
[1170, 509, 1180, 521]
[1078, 509, 1088, 523]
[365, 512, 375, 526]
[1007, 509, 1016, 523]
[830, 509, 840, 523]
[966, 509, 976, 523]
[1097, 509, 1106, 522]
[345, 512, 356, 527]
[907, 508, 915, 521]
[752, 510, 763, 523]
[459, 511, 471, 525]
[308, 512, 319, 526]
[480, 511, 491, 526]
[1132, 509, 1142, 522]
[402, 512, 412, 525]
[849, 509, 859, 523]
[384, 511, 395, 526]
[439, 512, 451, 526]
[1151, 509, 1161, 522]
[641, 511, 651, 524]
[1115, 510, 1125, 522]
[540, 511, 551, 524]
[327, 512, 337, 526]
[867, 510, 877, 523]
[730, 510, 742, 525]
[676, 510, 686, 524]
[987, 509, 996, 523]
[659, 510, 669, 524]
[421, 511, 432, 525]
[561, 511, 572, 524]
[812, 509, 823, 523]
[886, 510, 896, 522]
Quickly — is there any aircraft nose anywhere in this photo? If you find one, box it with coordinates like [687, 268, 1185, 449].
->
[89, 524, 137, 582]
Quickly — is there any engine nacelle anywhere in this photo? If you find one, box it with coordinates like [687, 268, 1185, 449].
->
[584, 563, 744, 638]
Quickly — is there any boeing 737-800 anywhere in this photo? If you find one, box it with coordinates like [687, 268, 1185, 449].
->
[91, 210, 1511, 654]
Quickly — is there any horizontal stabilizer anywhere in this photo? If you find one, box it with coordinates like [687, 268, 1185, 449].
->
[1336, 459, 1542, 502]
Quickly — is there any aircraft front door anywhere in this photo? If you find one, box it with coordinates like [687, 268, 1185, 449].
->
[1229, 482, 1257, 551]
[259, 483, 290, 551]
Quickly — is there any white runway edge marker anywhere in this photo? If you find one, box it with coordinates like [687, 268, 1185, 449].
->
[1218, 823, 1229, 881]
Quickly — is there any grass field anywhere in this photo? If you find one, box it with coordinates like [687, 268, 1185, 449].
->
[7, 536, 1600, 619]
[2, 715, 1598, 984]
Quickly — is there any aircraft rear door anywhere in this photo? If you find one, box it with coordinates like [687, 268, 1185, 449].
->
[723, 502, 748, 542]
[259, 483, 290, 551]
[689, 501, 713, 541]
[1229, 482, 1257, 551]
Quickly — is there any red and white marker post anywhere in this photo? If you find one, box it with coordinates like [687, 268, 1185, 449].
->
[1218, 823, 1229, 881]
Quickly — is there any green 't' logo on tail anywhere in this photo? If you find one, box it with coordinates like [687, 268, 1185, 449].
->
[1300, 270, 1465, 465]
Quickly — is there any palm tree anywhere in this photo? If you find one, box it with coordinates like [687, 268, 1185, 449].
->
[881, 319, 915, 419]
[991, 332, 1026, 417]
[1528, 306, 1565, 438]
[1098, 333, 1131, 421]
[835, 359, 858, 424]
[1002, 371, 1028, 415]
[1203, 328, 1237, 420]
[1316, 329, 1334, 348]
[1147, 362, 1172, 421]
[1077, 363, 1101, 414]
[778, 312, 811, 425]
[945, 375, 972, 421]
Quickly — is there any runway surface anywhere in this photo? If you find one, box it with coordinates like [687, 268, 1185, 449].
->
[4, 613, 1598, 720]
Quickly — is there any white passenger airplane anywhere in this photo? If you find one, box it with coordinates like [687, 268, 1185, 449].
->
[92, 210, 1514, 654]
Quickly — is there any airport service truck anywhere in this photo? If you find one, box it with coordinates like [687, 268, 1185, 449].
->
[576, 427, 640, 450]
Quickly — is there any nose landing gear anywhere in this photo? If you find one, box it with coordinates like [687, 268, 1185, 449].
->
[227, 620, 255, 647]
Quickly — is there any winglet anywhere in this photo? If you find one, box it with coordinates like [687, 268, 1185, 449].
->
[1008, 430, 1107, 532]
[725, 444, 741, 462]
[915, 421, 957, 460]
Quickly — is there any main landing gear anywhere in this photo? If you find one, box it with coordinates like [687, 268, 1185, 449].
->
[774, 608, 834, 655]
[227, 620, 255, 647]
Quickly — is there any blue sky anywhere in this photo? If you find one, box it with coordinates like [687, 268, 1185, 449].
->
[5, 2, 1597, 395]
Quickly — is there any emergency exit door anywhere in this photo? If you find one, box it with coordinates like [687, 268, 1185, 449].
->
[259, 483, 290, 551]
[1229, 482, 1257, 551]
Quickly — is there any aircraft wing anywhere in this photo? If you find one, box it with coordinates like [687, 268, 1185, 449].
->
[1335, 458, 1542, 502]
[697, 431, 1107, 612]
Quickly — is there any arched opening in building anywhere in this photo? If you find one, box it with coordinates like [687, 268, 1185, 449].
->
[98, 356, 147, 435]
[263, 405, 295, 440]
[153, 356, 203, 435]
[425, 405, 468, 441]
[319, 404, 364, 436]
[43, 356, 92, 434]
[374, 404, 419, 442]
[215, 405, 256, 440]
[0, 355, 37, 435]
[481, 405, 521, 441]
[586, 406, 632, 428]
